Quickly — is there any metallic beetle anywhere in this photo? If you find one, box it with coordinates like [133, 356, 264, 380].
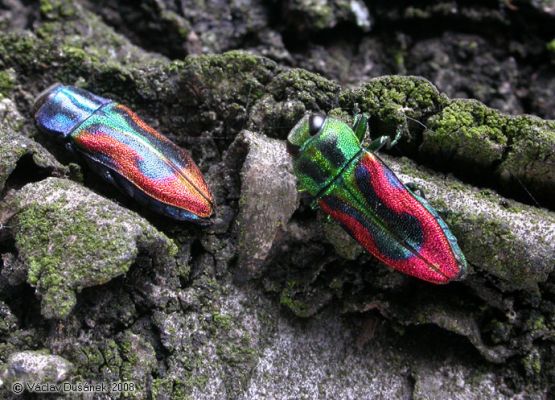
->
[34, 84, 214, 223]
[287, 113, 467, 284]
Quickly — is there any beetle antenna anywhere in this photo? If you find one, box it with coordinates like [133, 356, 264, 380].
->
[234, 82, 254, 135]
[244, 83, 253, 124]
[404, 115, 429, 131]
[512, 174, 541, 208]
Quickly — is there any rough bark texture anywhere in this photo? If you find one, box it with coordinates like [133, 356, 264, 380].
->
[0, 0, 554, 399]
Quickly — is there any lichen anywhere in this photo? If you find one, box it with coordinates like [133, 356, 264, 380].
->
[0, 2, 554, 397]
[1, 350, 74, 387]
[6, 178, 176, 319]
[68, 335, 155, 397]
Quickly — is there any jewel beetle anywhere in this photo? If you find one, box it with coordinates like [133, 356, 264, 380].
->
[34, 84, 214, 224]
[287, 113, 467, 284]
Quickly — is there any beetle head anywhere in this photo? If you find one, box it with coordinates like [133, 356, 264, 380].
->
[287, 113, 362, 159]
[286, 114, 324, 155]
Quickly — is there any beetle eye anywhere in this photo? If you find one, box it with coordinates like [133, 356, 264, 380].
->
[308, 114, 325, 136]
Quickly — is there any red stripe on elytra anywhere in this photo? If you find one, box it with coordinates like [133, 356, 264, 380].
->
[76, 131, 212, 217]
[320, 199, 449, 284]
[357, 153, 460, 279]
[116, 104, 212, 202]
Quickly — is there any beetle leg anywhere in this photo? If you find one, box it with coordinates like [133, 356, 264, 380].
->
[101, 169, 118, 187]
[405, 182, 448, 214]
[352, 113, 369, 142]
[368, 136, 389, 152]
[405, 182, 427, 199]
[310, 199, 321, 210]
[368, 125, 403, 152]
[391, 124, 403, 146]
[64, 142, 76, 154]
[79, 153, 119, 188]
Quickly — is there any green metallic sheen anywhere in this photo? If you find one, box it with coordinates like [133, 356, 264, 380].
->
[287, 115, 361, 198]
[287, 112, 467, 284]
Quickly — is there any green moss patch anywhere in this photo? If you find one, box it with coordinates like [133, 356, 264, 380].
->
[8, 178, 176, 319]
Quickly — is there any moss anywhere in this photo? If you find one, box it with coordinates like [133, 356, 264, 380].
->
[280, 281, 311, 317]
[183, 50, 276, 93]
[67, 163, 84, 183]
[38, 0, 54, 15]
[308, 3, 335, 30]
[16, 204, 131, 306]
[415, 98, 554, 204]
[498, 116, 555, 202]
[0, 31, 104, 86]
[0, 69, 15, 97]
[159, 51, 281, 141]
[445, 210, 544, 289]
[10, 178, 175, 319]
[354, 75, 445, 113]
[212, 313, 233, 331]
[522, 350, 542, 377]
[145, 261, 261, 398]
[343, 78, 552, 206]
[63, 340, 125, 384]
[423, 99, 508, 168]
[0, 33, 39, 71]
[60, 44, 99, 65]
[39, 0, 77, 20]
[1, 5, 553, 393]
[151, 378, 174, 399]
[287, 0, 335, 30]
[185, 374, 209, 390]
[101, 339, 123, 372]
[485, 319, 512, 344]
[342, 75, 446, 143]
[172, 381, 193, 400]
[74, 345, 105, 374]
[526, 314, 547, 333]
[327, 107, 351, 122]
[177, 25, 190, 40]
[216, 332, 258, 370]
[267, 68, 340, 108]
[117, 333, 157, 397]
